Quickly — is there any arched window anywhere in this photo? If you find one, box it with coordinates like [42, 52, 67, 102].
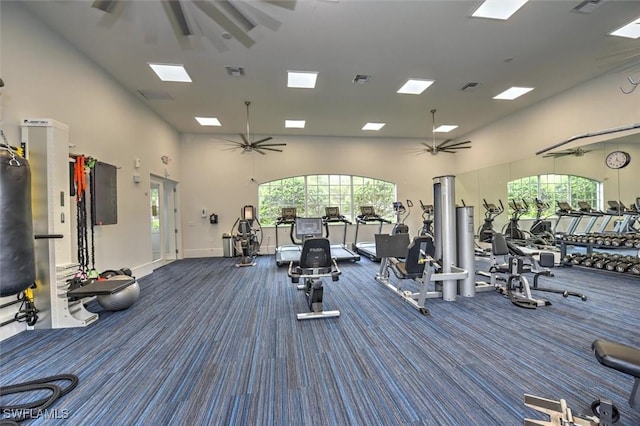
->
[507, 174, 601, 218]
[258, 175, 396, 225]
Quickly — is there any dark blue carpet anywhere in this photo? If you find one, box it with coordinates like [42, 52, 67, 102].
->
[1, 256, 639, 425]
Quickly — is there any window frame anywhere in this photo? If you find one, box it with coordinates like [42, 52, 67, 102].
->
[258, 174, 397, 226]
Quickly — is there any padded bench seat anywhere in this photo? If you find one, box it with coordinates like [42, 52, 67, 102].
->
[593, 338, 640, 409]
[593, 339, 640, 379]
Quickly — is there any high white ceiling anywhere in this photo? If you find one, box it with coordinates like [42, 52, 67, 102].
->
[20, 0, 640, 142]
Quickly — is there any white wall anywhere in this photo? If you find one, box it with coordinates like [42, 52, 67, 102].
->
[180, 134, 456, 256]
[453, 69, 640, 174]
[1, 2, 181, 277]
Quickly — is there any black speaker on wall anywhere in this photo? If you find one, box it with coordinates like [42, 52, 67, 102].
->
[91, 161, 118, 225]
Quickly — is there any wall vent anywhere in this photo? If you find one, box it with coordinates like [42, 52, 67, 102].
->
[461, 82, 479, 92]
[226, 67, 245, 77]
[572, 0, 606, 14]
[353, 74, 371, 84]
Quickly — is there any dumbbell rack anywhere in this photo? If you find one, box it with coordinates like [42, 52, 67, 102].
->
[557, 233, 640, 258]
[562, 252, 640, 278]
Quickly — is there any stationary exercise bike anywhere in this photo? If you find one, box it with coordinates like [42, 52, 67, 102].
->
[478, 199, 504, 243]
[287, 217, 341, 320]
[231, 205, 262, 267]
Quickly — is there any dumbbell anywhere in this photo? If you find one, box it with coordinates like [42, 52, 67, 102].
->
[615, 257, 640, 273]
[594, 254, 620, 269]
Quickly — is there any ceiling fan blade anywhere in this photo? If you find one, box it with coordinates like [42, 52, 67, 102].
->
[448, 146, 472, 150]
[92, 0, 116, 13]
[262, 0, 297, 11]
[420, 142, 431, 148]
[260, 147, 283, 152]
[237, 1, 282, 31]
[223, 139, 246, 147]
[218, 1, 256, 32]
[252, 136, 273, 145]
[162, 0, 192, 36]
[438, 149, 457, 154]
[192, 1, 256, 48]
[254, 148, 267, 155]
[256, 143, 286, 148]
[239, 133, 249, 144]
[440, 140, 472, 149]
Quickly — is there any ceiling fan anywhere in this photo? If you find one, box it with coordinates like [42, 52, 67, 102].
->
[226, 101, 286, 155]
[542, 147, 592, 158]
[419, 109, 472, 155]
[91, 0, 295, 49]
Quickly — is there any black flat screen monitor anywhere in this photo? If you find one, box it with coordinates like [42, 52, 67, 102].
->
[295, 217, 324, 240]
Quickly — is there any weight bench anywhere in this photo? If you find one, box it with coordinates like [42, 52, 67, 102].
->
[593, 339, 640, 410]
[525, 339, 640, 425]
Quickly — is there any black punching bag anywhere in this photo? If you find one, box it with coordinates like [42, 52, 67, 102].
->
[0, 149, 36, 297]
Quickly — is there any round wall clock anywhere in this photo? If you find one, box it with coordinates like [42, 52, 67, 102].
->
[605, 151, 631, 169]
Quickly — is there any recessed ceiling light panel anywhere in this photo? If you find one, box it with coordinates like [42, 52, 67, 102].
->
[195, 117, 222, 126]
[434, 125, 458, 133]
[362, 122, 385, 131]
[471, 0, 528, 20]
[397, 79, 434, 95]
[285, 120, 306, 129]
[493, 86, 534, 100]
[148, 63, 192, 82]
[610, 16, 640, 39]
[287, 71, 318, 88]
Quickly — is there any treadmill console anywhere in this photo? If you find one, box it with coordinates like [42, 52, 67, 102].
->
[607, 201, 627, 213]
[577, 201, 592, 212]
[279, 207, 297, 223]
[360, 206, 376, 217]
[325, 207, 340, 218]
[295, 217, 324, 240]
[556, 202, 573, 213]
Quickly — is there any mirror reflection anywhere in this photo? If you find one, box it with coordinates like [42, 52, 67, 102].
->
[457, 132, 639, 237]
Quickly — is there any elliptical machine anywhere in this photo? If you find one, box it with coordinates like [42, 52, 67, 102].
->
[231, 205, 262, 267]
[478, 199, 504, 243]
[502, 199, 529, 242]
[392, 200, 413, 235]
[419, 200, 434, 237]
[529, 198, 555, 246]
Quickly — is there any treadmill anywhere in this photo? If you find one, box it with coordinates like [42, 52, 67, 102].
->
[352, 206, 391, 261]
[274, 207, 301, 266]
[322, 207, 360, 262]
